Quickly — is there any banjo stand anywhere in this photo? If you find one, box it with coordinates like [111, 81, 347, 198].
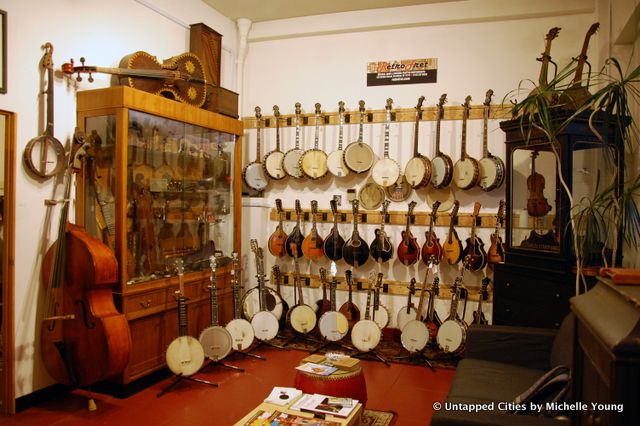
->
[351, 345, 390, 367]
[157, 372, 218, 398]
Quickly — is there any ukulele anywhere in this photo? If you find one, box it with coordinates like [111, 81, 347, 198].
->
[404, 95, 432, 188]
[198, 256, 233, 361]
[560, 23, 599, 108]
[487, 200, 506, 265]
[282, 102, 305, 179]
[263, 105, 286, 180]
[371, 273, 390, 329]
[462, 202, 487, 272]
[302, 200, 325, 261]
[288, 243, 318, 334]
[421, 201, 443, 265]
[477, 89, 505, 192]
[343, 100, 375, 174]
[300, 103, 329, 180]
[370, 200, 393, 264]
[442, 200, 463, 265]
[271, 265, 290, 328]
[526, 151, 552, 217]
[350, 273, 382, 352]
[315, 267, 332, 319]
[339, 270, 361, 330]
[437, 266, 468, 354]
[318, 273, 350, 342]
[471, 277, 490, 325]
[397, 201, 420, 266]
[430, 94, 453, 189]
[529, 27, 562, 101]
[268, 199, 288, 257]
[343, 199, 370, 268]
[396, 278, 419, 332]
[371, 98, 400, 188]
[452, 96, 479, 190]
[326, 101, 350, 178]
[285, 200, 304, 258]
[225, 252, 256, 351]
[242, 106, 269, 191]
[323, 198, 345, 262]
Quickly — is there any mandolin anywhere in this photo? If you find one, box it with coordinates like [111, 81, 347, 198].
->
[326, 101, 351, 178]
[477, 89, 505, 192]
[62, 51, 208, 107]
[487, 200, 506, 265]
[300, 103, 329, 180]
[301, 200, 325, 261]
[430, 94, 453, 189]
[268, 198, 288, 257]
[323, 198, 345, 262]
[462, 202, 487, 272]
[243, 107, 269, 192]
[370, 200, 393, 264]
[527, 151, 552, 217]
[282, 102, 305, 179]
[343, 100, 375, 174]
[442, 200, 463, 265]
[263, 105, 286, 180]
[396, 278, 419, 332]
[339, 270, 361, 330]
[421, 201, 443, 265]
[397, 201, 420, 266]
[471, 277, 490, 325]
[285, 200, 304, 258]
[371, 98, 400, 188]
[343, 199, 370, 268]
[452, 96, 479, 190]
[404, 95, 432, 188]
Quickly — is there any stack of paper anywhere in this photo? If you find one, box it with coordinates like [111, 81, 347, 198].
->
[291, 393, 359, 418]
[295, 362, 338, 376]
[264, 387, 303, 406]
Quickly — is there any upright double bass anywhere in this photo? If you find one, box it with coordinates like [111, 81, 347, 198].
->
[41, 133, 131, 387]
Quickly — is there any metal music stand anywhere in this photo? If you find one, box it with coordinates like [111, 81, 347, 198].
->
[156, 372, 218, 397]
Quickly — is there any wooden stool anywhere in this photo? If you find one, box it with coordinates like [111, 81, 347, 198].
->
[294, 365, 367, 406]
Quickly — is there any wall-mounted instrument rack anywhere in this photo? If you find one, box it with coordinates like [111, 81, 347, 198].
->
[242, 103, 511, 129]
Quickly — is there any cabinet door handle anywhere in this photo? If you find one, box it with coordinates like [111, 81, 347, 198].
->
[139, 300, 151, 308]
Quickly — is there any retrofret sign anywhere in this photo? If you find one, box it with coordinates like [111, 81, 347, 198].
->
[367, 58, 438, 86]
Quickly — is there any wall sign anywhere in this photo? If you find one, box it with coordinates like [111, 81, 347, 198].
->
[367, 58, 437, 87]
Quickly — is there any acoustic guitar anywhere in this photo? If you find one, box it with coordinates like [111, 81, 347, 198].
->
[343, 199, 370, 268]
[421, 201, 443, 265]
[263, 105, 286, 180]
[339, 270, 361, 330]
[268, 198, 288, 257]
[370, 200, 393, 264]
[461, 202, 487, 272]
[397, 201, 420, 266]
[326, 101, 350, 178]
[442, 200, 463, 265]
[430, 94, 453, 189]
[301, 200, 325, 261]
[404, 95, 432, 188]
[452, 96, 479, 190]
[371, 98, 400, 188]
[285, 200, 304, 258]
[477, 89, 505, 192]
[487, 200, 506, 265]
[323, 199, 345, 262]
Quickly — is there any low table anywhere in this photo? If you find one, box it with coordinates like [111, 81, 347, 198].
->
[234, 399, 363, 426]
[294, 364, 368, 407]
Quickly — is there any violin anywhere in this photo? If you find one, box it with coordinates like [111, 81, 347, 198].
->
[526, 151, 552, 217]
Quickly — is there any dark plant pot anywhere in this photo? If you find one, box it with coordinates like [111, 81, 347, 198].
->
[583, 242, 613, 267]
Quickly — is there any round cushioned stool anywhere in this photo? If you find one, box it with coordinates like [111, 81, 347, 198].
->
[294, 365, 367, 406]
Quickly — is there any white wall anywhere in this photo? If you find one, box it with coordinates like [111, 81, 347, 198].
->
[0, 0, 236, 398]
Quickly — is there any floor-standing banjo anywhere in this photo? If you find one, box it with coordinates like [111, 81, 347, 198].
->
[327, 101, 350, 178]
[243, 106, 269, 191]
[437, 266, 468, 354]
[268, 198, 288, 257]
[430, 94, 453, 189]
[323, 198, 345, 262]
[477, 89, 505, 192]
[282, 102, 305, 179]
[400, 267, 433, 353]
[301, 200, 325, 261]
[371, 273, 390, 330]
[225, 253, 256, 351]
[339, 270, 361, 331]
[198, 256, 233, 362]
[318, 274, 350, 341]
[288, 243, 318, 334]
[343, 199, 370, 268]
[166, 259, 205, 376]
[300, 103, 328, 180]
[351, 273, 382, 352]
[371, 98, 400, 188]
[396, 278, 419, 332]
[263, 105, 286, 180]
[452, 96, 480, 190]
[404, 96, 432, 188]
[421, 201, 443, 265]
[343, 100, 375, 174]
[243, 240, 282, 321]
[249, 245, 280, 341]
[370, 200, 393, 264]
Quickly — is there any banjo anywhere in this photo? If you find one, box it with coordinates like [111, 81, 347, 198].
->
[300, 103, 328, 180]
[452, 96, 480, 190]
[350, 273, 382, 352]
[165, 259, 205, 376]
[242, 106, 269, 191]
[477, 89, 505, 191]
[400, 265, 433, 353]
[198, 256, 233, 362]
[343, 100, 375, 174]
[385, 174, 413, 203]
[287, 243, 318, 334]
[437, 266, 468, 354]
[263, 105, 286, 180]
[404, 96, 432, 188]
[326, 101, 350, 178]
[243, 240, 283, 322]
[323, 198, 345, 262]
[318, 271, 350, 342]
[249, 245, 280, 341]
[396, 278, 419, 332]
[430, 94, 453, 189]
[371, 273, 390, 329]
[369, 200, 393, 264]
[225, 252, 256, 351]
[282, 102, 305, 179]
[371, 98, 400, 188]
[358, 176, 386, 211]
[343, 199, 370, 268]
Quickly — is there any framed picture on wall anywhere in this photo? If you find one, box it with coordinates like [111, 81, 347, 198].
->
[0, 10, 6, 94]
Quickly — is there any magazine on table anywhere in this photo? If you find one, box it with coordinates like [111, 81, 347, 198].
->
[291, 393, 358, 418]
[295, 362, 338, 376]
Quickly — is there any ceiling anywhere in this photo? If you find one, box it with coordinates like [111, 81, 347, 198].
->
[202, 0, 460, 23]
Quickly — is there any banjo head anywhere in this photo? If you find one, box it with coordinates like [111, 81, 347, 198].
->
[437, 319, 467, 354]
[251, 311, 280, 341]
[478, 156, 505, 191]
[351, 319, 381, 352]
[430, 154, 453, 188]
[264, 151, 286, 180]
[396, 306, 419, 332]
[404, 156, 432, 188]
[319, 311, 349, 341]
[327, 149, 350, 178]
[371, 158, 400, 188]
[282, 148, 304, 178]
[243, 161, 269, 191]
[400, 320, 430, 352]
[199, 326, 233, 361]
[372, 306, 390, 329]
[289, 304, 317, 334]
[300, 149, 328, 179]
[343, 142, 375, 173]
[359, 181, 385, 210]
[452, 158, 479, 190]
[385, 174, 412, 203]
[225, 318, 255, 351]
[426, 186, 455, 212]
[242, 287, 284, 320]
[166, 336, 205, 376]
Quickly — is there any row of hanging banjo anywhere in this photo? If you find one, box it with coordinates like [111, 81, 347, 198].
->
[242, 91, 506, 194]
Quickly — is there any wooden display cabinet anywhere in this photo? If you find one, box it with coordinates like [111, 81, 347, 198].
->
[75, 86, 242, 383]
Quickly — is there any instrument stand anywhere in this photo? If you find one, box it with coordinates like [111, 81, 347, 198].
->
[352, 349, 391, 367]
[393, 350, 436, 372]
[310, 339, 354, 355]
[232, 349, 266, 361]
[202, 358, 245, 373]
[156, 373, 218, 397]
[282, 332, 322, 351]
[248, 338, 289, 353]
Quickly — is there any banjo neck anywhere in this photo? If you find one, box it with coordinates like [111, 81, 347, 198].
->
[274, 105, 281, 151]
[337, 101, 345, 150]
[313, 103, 322, 150]
[383, 98, 393, 159]
[435, 94, 447, 156]
[294, 102, 302, 149]
[231, 252, 242, 319]
[449, 272, 464, 321]
[254, 106, 263, 162]
[291, 243, 304, 305]
[460, 96, 471, 160]
[208, 256, 220, 326]
[357, 100, 366, 143]
[482, 90, 493, 158]
[175, 259, 187, 337]
[364, 276, 374, 320]
[330, 276, 338, 311]
[43, 43, 55, 137]
[412, 96, 425, 157]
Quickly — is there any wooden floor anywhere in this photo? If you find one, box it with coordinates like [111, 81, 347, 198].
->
[1, 347, 455, 425]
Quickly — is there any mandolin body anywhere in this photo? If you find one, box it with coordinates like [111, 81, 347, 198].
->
[397, 231, 420, 266]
